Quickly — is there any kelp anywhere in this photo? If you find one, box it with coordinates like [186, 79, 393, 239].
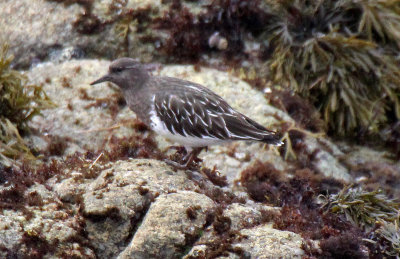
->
[0, 44, 53, 165]
[266, 0, 400, 136]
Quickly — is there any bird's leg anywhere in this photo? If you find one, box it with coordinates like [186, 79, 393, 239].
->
[165, 147, 205, 170]
[181, 147, 203, 166]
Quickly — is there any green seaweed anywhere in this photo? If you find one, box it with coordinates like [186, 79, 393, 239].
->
[321, 186, 400, 258]
[266, 0, 400, 136]
[356, 0, 400, 44]
[376, 220, 400, 257]
[0, 118, 35, 166]
[321, 186, 400, 232]
[0, 44, 53, 165]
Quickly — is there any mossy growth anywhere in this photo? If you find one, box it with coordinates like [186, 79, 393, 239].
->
[266, 0, 400, 137]
[321, 185, 400, 256]
[376, 220, 400, 257]
[0, 119, 35, 166]
[0, 44, 53, 165]
[321, 186, 400, 232]
[356, 0, 400, 45]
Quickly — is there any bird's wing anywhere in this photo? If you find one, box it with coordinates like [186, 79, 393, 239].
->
[153, 83, 281, 144]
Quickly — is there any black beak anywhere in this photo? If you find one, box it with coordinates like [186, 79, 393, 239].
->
[90, 74, 111, 85]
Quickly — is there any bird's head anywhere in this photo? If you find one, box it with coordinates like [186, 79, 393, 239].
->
[90, 58, 149, 90]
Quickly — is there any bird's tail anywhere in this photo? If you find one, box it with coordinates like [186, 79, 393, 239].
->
[240, 116, 283, 146]
[224, 115, 284, 146]
[261, 133, 284, 146]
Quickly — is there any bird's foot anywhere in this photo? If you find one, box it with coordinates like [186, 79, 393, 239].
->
[164, 158, 193, 170]
[164, 147, 204, 170]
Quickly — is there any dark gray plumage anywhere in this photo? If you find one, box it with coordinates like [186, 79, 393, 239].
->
[91, 58, 282, 168]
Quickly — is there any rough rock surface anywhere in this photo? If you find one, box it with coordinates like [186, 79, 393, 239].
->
[233, 225, 305, 258]
[119, 191, 215, 258]
[82, 159, 197, 218]
[26, 59, 138, 155]
[0, 184, 95, 258]
[0, 0, 85, 68]
[0, 212, 24, 256]
[0, 0, 166, 68]
[81, 159, 198, 258]
[222, 203, 280, 231]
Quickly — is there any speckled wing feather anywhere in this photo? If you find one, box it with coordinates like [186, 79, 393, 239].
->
[153, 78, 282, 144]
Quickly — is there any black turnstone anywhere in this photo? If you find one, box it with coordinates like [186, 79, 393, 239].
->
[91, 58, 282, 168]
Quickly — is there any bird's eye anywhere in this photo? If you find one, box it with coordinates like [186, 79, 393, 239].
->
[112, 67, 124, 73]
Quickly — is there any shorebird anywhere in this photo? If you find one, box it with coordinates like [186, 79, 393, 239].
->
[91, 58, 282, 168]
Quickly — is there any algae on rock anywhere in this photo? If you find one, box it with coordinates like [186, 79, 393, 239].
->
[321, 186, 400, 257]
[0, 44, 53, 165]
[321, 186, 399, 231]
[266, 0, 400, 136]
